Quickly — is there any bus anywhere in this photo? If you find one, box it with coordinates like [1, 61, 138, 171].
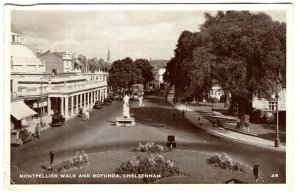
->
[132, 84, 144, 100]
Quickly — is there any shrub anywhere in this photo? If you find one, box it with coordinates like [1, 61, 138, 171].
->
[207, 153, 244, 172]
[116, 154, 186, 183]
[263, 112, 275, 124]
[132, 142, 170, 153]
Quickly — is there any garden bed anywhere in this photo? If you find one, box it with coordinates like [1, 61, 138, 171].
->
[116, 153, 187, 183]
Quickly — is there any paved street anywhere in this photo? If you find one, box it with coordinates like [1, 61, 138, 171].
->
[11, 93, 286, 184]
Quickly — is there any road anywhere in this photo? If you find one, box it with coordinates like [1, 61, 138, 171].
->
[10, 93, 286, 184]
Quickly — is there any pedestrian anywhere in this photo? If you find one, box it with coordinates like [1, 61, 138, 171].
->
[236, 117, 241, 131]
[79, 107, 83, 117]
[49, 151, 54, 171]
[85, 110, 90, 121]
[172, 109, 176, 120]
[35, 123, 41, 139]
[198, 116, 201, 125]
[182, 110, 185, 119]
[244, 114, 250, 132]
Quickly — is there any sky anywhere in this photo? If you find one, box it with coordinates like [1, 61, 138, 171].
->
[11, 10, 286, 61]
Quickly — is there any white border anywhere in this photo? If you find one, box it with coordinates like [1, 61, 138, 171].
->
[1, 1, 298, 194]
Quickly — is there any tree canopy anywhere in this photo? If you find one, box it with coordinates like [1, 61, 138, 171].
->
[164, 11, 286, 118]
[134, 59, 154, 85]
[108, 57, 154, 90]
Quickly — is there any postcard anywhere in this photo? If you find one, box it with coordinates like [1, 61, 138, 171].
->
[3, 3, 293, 191]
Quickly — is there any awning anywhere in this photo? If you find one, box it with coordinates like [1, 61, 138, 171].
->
[11, 101, 37, 120]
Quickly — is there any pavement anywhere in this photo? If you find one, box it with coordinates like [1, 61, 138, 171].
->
[167, 92, 286, 152]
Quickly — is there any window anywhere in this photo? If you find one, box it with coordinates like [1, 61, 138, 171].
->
[268, 101, 277, 111]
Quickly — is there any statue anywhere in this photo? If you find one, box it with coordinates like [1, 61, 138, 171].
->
[116, 94, 135, 126]
[123, 94, 130, 118]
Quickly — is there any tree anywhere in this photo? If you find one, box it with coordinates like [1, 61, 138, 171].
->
[108, 57, 143, 90]
[134, 59, 154, 86]
[199, 11, 286, 124]
[164, 11, 286, 127]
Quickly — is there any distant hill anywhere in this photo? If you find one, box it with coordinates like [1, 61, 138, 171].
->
[150, 60, 168, 69]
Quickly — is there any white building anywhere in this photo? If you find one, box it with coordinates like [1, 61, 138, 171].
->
[11, 32, 46, 73]
[209, 85, 224, 100]
[10, 32, 109, 123]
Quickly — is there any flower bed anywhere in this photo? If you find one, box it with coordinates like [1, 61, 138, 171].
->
[207, 153, 244, 172]
[58, 151, 90, 173]
[116, 153, 186, 183]
[131, 142, 170, 153]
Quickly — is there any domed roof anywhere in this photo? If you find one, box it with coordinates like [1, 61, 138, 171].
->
[11, 43, 39, 60]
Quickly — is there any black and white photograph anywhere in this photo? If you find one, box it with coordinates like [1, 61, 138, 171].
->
[3, 2, 293, 189]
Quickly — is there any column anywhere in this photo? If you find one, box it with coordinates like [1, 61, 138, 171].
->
[104, 87, 108, 98]
[96, 90, 99, 101]
[64, 96, 69, 118]
[60, 97, 64, 116]
[83, 92, 86, 109]
[87, 91, 90, 108]
[100, 89, 103, 102]
[80, 93, 83, 109]
[47, 97, 51, 116]
[71, 95, 74, 116]
[94, 90, 96, 104]
[76, 94, 79, 113]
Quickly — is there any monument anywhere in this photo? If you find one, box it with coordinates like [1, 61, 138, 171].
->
[116, 94, 136, 126]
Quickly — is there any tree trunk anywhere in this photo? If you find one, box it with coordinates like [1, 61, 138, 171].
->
[224, 91, 231, 108]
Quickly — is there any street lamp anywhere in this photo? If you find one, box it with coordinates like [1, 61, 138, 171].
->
[40, 77, 43, 126]
[272, 93, 280, 148]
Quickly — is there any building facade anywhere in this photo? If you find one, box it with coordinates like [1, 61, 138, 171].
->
[11, 32, 109, 121]
[39, 50, 80, 74]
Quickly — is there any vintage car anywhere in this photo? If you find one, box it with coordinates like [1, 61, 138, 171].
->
[51, 113, 65, 126]
[103, 98, 113, 105]
[109, 93, 123, 101]
[93, 101, 104, 109]
[11, 128, 34, 146]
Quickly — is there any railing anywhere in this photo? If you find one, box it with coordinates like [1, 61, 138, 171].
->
[18, 81, 107, 96]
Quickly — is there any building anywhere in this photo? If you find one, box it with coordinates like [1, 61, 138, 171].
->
[11, 32, 46, 74]
[10, 31, 41, 128]
[149, 59, 168, 87]
[39, 50, 80, 74]
[209, 85, 224, 100]
[10, 32, 109, 124]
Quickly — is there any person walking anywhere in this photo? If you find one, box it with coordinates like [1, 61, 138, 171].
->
[85, 110, 90, 121]
[172, 109, 176, 120]
[182, 110, 185, 119]
[35, 123, 41, 139]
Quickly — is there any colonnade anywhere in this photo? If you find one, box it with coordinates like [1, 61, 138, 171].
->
[48, 87, 108, 118]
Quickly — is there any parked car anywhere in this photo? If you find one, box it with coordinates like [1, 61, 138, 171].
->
[110, 93, 123, 101]
[93, 101, 104, 109]
[51, 113, 65, 126]
[11, 128, 34, 146]
[104, 98, 113, 105]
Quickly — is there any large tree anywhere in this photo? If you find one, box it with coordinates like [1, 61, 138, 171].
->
[108, 57, 143, 90]
[199, 11, 286, 123]
[164, 11, 286, 126]
[134, 59, 154, 86]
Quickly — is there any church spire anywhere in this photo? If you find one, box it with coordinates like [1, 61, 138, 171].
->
[107, 48, 111, 64]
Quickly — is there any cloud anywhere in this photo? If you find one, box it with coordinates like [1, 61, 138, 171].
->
[11, 10, 286, 61]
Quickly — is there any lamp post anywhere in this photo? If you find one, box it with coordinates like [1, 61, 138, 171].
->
[272, 93, 280, 147]
[40, 77, 43, 126]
